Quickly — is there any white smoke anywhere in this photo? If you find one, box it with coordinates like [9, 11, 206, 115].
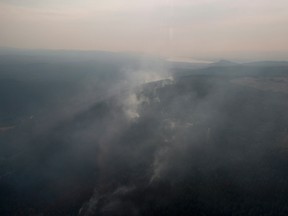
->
[120, 67, 174, 121]
[122, 92, 151, 121]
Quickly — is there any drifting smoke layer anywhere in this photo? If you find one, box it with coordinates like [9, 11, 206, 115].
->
[78, 64, 175, 215]
[79, 69, 288, 216]
[2, 53, 288, 215]
[0, 52, 174, 215]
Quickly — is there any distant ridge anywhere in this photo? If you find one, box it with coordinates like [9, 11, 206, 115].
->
[243, 61, 288, 67]
[209, 59, 238, 67]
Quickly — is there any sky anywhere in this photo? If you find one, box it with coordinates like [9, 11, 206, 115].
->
[0, 0, 288, 60]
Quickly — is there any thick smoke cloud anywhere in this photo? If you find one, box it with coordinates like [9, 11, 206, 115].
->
[1, 50, 288, 215]
[77, 61, 288, 216]
[73, 57, 176, 215]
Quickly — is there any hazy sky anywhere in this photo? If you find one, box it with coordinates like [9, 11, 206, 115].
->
[0, 0, 288, 60]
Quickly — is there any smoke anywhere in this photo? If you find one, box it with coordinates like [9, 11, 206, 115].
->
[79, 73, 211, 214]
[74, 56, 177, 215]
[79, 59, 288, 215]
[122, 93, 145, 121]
[119, 57, 173, 121]
[2, 51, 288, 215]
